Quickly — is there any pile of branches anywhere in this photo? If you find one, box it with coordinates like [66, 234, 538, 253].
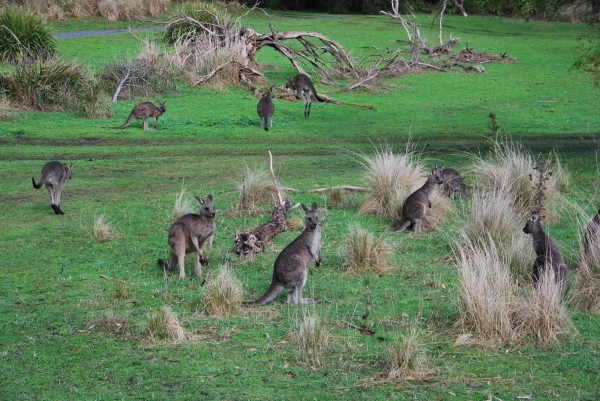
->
[451, 45, 519, 64]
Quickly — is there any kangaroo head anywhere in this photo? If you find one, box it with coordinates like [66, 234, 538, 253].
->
[301, 202, 319, 230]
[523, 212, 539, 234]
[430, 164, 445, 185]
[196, 195, 216, 219]
[158, 101, 166, 112]
[285, 77, 292, 89]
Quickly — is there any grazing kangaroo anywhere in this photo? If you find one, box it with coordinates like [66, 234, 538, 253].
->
[158, 195, 216, 279]
[523, 213, 568, 294]
[442, 167, 469, 199]
[257, 88, 275, 131]
[285, 74, 323, 118]
[243, 202, 322, 306]
[393, 165, 445, 233]
[114, 101, 166, 130]
[32, 161, 73, 215]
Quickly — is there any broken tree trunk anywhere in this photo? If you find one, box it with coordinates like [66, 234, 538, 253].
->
[234, 151, 288, 256]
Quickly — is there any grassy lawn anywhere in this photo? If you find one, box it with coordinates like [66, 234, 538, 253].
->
[1, 9, 599, 400]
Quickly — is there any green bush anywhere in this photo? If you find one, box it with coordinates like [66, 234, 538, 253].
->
[0, 6, 57, 62]
[573, 35, 600, 86]
[161, 1, 232, 44]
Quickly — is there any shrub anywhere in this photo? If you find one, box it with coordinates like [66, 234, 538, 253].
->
[385, 318, 429, 380]
[344, 223, 392, 275]
[203, 265, 243, 317]
[93, 215, 118, 243]
[358, 145, 424, 219]
[573, 35, 600, 86]
[0, 6, 57, 62]
[161, 1, 233, 45]
[146, 306, 187, 343]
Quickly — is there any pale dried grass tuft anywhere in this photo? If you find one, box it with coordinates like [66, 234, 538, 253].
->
[172, 187, 195, 220]
[294, 311, 330, 368]
[327, 187, 345, 206]
[93, 215, 118, 243]
[203, 265, 243, 317]
[358, 144, 425, 219]
[422, 185, 453, 230]
[569, 219, 600, 312]
[286, 216, 304, 230]
[344, 223, 392, 275]
[146, 306, 187, 343]
[385, 318, 430, 380]
[238, 166, 275, 210]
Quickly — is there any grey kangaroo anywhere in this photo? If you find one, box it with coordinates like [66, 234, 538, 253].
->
[442, 167, 469, 199]
[257, 88, 275, 131]
[115, 101, 166, 130]
[243, 202, 322, 306]
[158, 195, 216, 279]
[285, 74, 323, 118]
[393, 165, 445, 234]
[32, 161, 73, 215]
[523, 213, 568, 294]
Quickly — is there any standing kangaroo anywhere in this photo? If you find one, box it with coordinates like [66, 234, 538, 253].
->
[257, 88, 275, 131]
[523, 213, 568, 294]
[114, 101, 166, 130]
[32, 161, 73, 215]
[393, 165, 445, 233]
[285, 74, 323, 118]
[158, 195, 216, 279]
[442, 167, 469, 199]
[243, 202, 322, 306]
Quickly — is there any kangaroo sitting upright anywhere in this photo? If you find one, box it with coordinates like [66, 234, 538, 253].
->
[158, 195, 216, 279]
[393, 165, 445, 233]
[243, 202, 322, 306]
[523, 212, 568, 294]
[32, 161, 73, 215]
[285, 74, 323, 118]
[114, 101, 166, 130]
[442, 167, 469, 199]
[257, 88, 275, 131]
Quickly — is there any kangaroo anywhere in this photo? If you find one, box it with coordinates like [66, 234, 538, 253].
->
[523, 213, 568, 294]
[243, 202, 322, 306]
[285, 74, 323, 118]
[32, 161, 73, 215]
[393, 165, 445, 233]
[442, 167, 469, 199]
[257, 88, 275, 131]
[114, 101, 166, 130]
[158, 195, 216, 279]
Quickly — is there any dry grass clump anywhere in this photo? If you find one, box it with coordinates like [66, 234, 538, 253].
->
[385, 318, 430, 380]
[9, 0, 169, 20]
[286, 216, 304, 230]
[327, 187, 345, 206]
[454, 233, 574, 345]
[93, 215, 118, 242]
[203, 265, 243, 317]
[294, 311, 330, 368]
[343, 223, 392, 275]
[146, 306, 187, 343]
[172, 187, 195, 220]
[569, 230, 600, 312]
[238, 166, 275, 211]
[472, 137, 568, 220]
[90, 311, 131, 336]
[358, 145, 425, 219]
[422, 185, 453, 230]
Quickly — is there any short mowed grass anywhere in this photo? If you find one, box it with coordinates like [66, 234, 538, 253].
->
[1, 9, 600, 400]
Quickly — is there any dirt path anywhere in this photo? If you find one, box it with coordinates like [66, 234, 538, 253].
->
[53, 26, 164, 39]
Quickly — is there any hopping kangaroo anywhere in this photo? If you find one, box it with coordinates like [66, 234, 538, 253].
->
[257, 88, 275, 131]
[523, 213, 568, 294]
[393, 165, 445, 234]
[285, 74, 323, 118]
[32, 161, 73, 215]
[115, 101, 166, 130]
[158, 195, 216, 279]
[442, 167, 469, 199]
[243, 202, 322, 306]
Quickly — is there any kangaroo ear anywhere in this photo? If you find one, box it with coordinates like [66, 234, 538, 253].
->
[195, 196, 205, 205]
[207, 194, 213, 202]
[433, 164, 438, 168]
[311, 202, 318, 211]
[68, 164, 73, 170]
[301, 204, 309, 213]
[440, 164, 445, 169]
[531, 214, 538, 222]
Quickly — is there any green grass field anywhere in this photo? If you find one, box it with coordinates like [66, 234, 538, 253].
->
[1, 9, 599, 400]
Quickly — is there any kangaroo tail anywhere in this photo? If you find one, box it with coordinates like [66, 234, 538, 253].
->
[242, 282, 284, 306]
[392, 219, 411, 233]
[32, 177, 43, 189]
[113, 111, 135, 129]
[309, 81, 325, 102]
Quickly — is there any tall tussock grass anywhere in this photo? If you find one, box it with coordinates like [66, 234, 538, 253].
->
[171, 187, 195, 220]
[569, 213, 600, 311]
[93, 215, 118, 243]
[294, 311, 330, 368]
[344, 223, 392, 275]
[472, 137, 568, 221]
[385, 318, 430, 380]
[202, 265, 243, 317]
[237, 166, 275, 212]
[359, 145, 424, 219]
[454, 233, 574, 345]
[146, 306, 187, 343]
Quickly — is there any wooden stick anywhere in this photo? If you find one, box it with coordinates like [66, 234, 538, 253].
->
[342, 321, 375, 335]
[269, 150, 284, 207]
